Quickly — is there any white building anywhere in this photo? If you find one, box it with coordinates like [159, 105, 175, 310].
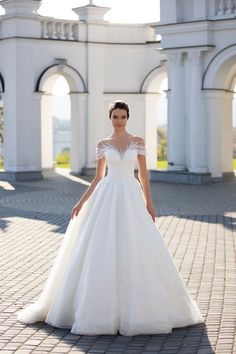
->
[0, 0, 235, 184]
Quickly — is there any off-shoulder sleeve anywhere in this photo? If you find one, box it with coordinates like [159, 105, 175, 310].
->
[136, 137, 146, 156]
[96, 142, 105, 160]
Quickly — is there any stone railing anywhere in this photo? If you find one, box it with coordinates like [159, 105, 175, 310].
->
[216, 0, 236, 16]
[41, 18, 78, 41]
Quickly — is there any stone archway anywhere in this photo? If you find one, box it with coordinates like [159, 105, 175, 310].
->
[36, 62, 87, 175]
[203, 45, 236, 178]
[140, 63, 168, 170]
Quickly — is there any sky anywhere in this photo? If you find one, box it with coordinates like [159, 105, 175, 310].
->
[37, 0, 160, 23]
[0, 0, 160, 23]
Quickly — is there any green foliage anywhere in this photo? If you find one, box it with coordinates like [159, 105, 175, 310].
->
[157, 160, 168, 169]
[55, 147, 70, 166]
[157, 159, 236, 171]
[157, 127, 167, 162]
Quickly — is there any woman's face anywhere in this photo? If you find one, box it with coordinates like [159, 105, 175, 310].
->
[110, 108, 128, 130]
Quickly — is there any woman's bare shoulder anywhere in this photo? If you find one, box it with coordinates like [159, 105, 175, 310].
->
[96, 138, 110, 147]
[132, 135, 145, 144]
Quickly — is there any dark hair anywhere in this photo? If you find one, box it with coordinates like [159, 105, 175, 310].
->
[109, 100, 129, 119]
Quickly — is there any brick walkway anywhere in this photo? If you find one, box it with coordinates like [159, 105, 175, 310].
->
[0, 169, 236, 354]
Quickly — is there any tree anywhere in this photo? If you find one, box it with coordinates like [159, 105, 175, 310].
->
[157, 127, 167, 161]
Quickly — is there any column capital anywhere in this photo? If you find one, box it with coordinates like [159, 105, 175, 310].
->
[187, 50, 203, 64]
[167, 52, 184, 65]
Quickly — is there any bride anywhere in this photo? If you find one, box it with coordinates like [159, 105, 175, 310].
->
[17, 100, 204, 336]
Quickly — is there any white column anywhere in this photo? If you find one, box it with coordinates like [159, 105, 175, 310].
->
[144, 93, 159, 170]
[221, 91, 234, 173]
[32, 92, 42, 170]
[205, 90, 234, 178]
[3, 88, 17, 171]
[85, 39, 106, 168]
[165, 89, 171, 168]
[188, 51, 208, 172]
[3, 85, 42, 173]
[167, 52, 186, 171]
[70, 92, 87, 174]
[41, 93, 53, 169]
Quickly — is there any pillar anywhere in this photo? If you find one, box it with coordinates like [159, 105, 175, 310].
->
[70, 93, 87, 174]
[2, 80, 42, 181]
[41, 93, 53, 169]
[73, 3, 110, 171]
[167, 52, 186, 171]
[144, 93, 159, 170]
[0, 0, 43, 181]
[205, 90, 234, 178]
[221, 91, 234, 173]
[188, 51, 208, 172]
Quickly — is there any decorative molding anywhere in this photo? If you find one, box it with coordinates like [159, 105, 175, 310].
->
[203, 44, 236, 89]
[35, 63, 87, 92]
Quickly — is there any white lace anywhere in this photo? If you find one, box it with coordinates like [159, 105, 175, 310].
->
[96, 139, 146, 160]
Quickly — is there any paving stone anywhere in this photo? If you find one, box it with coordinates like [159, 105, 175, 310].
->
[1, 170, 236, 353]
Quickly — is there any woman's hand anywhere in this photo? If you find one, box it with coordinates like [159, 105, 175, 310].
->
[71, 202, 83, 219]
[147, 203, 157, 222]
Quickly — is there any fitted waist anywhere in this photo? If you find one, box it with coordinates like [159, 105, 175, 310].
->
[106, 172, 135, 179]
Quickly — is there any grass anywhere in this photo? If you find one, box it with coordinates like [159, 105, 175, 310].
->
[157, 160, 168, 169]
[158, 159, 236, 171]
[55, 163, 70, 168]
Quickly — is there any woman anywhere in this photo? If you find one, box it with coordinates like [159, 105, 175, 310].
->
[17, 100, 204, 336]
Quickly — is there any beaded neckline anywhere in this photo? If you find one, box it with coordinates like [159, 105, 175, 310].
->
[97, 140, 146, 160]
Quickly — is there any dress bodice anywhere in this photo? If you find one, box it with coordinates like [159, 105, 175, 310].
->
[96, 136, 146, 178]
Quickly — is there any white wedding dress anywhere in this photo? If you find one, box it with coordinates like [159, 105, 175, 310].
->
[17, 135, 204, 336]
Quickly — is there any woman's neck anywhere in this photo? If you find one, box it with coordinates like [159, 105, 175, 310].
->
[109, 131, 131, 139]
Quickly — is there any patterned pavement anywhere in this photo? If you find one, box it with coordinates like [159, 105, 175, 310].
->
[0, 168, 236, 354]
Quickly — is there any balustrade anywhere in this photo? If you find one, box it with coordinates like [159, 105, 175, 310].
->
[216, 0, 236, 16]
[41, 19, 77, 41]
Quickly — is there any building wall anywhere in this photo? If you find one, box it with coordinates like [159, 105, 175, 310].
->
[0, 0, 235, 181]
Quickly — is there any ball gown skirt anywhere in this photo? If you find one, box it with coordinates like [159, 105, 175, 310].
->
[17, 139, 204, 336]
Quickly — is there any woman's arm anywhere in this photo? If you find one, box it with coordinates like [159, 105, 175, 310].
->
[137, 140, 157, 222]
[71, 152, 106, 219]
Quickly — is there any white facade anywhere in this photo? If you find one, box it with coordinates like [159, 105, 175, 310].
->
[155, 0, 236, 180]
[0, 0, 235, 182]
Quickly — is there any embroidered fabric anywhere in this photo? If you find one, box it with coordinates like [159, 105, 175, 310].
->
[17, 134, 204, 335]
[96, 136, 146, 160]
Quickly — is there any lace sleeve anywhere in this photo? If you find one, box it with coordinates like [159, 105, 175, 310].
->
[96, 142, 105, 160]
[136, 137, 146, 156]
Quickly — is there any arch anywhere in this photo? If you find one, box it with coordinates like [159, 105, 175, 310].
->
[0, 73, 5, 93]
[140, 63, 167, 93]
[139, 63, 168, 171]
[36, 64, 87, 93]
[203, 44, 236, 91]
